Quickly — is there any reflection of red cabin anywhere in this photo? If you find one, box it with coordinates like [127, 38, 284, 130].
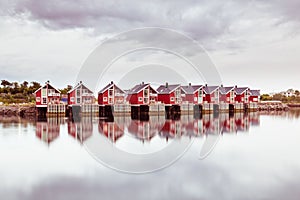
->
[250, 112, 260, 126]
[220, 115, 236, 133]
[157, 83, 182, 105]
[181, 118, 203, 137]
[235, 113, 249, 132]
[68, 118, 93, 143]
[234, 86, 250, 103]
[159, 120, 182, 140]
[34, 81, 61, 107]
[219, 86, 235, 104]
[126, 83, 157, 105]
[203, 85, 219, 104]
[68, 81, 94, 106]
[249, 90, 260, 103]
[36, 119, 60, 144]
[98, 81, 125, 105]
[127, 120, 157, 142]
[98, 121, 124, 142]
[181, 84, 203, 104]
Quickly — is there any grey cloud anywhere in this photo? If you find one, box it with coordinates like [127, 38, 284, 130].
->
[1, 0, 299, 50]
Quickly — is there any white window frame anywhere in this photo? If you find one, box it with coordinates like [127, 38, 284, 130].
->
[36, 97, 41, 102]
[138, 97, 143, 102]
[170, 97, 175, 101]
[103, 97, 107, 102]
[70, 97, 75, 102]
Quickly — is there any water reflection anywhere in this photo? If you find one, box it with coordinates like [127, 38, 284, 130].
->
[68, 117, 93, 144]
[1, 110, 299, 145]
[36, 117, 64, 145]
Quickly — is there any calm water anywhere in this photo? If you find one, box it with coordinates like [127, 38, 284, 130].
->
[1, 111, 300, 200]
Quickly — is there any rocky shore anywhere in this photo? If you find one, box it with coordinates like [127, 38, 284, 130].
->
[0, 105, 36, 117]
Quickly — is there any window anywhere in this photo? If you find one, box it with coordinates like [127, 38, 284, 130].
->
[48, 89, 54, 94]
[198, 89, 203, 103]
[36, 97, 41, 102]
[84, 97, 91, 103]
[194, 97, 197, 102]
[144, 88, 149, 96]
[76, 89, 81, 96]
[108, 97, 113, 104]
[42, 97, 47, 104]
[103, 97, 107, 102]
[42, 89, 47, 97]
[108, 89, 114, 97]
[70, 97, 75, 102]
[83, 89, 88, 94]
[138, 97, 143, 102]
[170, 97, 175, 101]
[77, 97, 81, 104]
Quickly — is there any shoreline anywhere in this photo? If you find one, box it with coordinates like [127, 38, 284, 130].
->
[0, 104, 299, 118]
[0, 104, 36, 117]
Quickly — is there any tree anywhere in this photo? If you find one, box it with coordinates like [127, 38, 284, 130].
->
[295, 90, 300, 97]
[59, 85, 72, 94]
[11, 82, 20, 94]
[1, 80, 12, 88]
[28, 81, 41, 94]
[260, 94, 272, 101]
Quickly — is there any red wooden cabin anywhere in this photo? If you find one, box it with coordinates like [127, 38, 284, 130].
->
[249, 90, 260, 103]
[68, 81, 94, 106]
[181, 84, 204, 104]
[219, 85, 235, 104]
[98, 81, 125, 105]
[126, 82, 157, 105]
[157, 83, 182, 105]
[34, 81, 61, 107]
[203, 85, 219, 104]
[234, 86, 250, 103]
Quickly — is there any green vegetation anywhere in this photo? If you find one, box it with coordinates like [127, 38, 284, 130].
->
[260, 90, 300, 103]
[0, 80, 71, 104]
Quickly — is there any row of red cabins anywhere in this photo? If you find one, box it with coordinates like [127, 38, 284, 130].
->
[34, 81, 260, 109]
[98, 82, 260, 106]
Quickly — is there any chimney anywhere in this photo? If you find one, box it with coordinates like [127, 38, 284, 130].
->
[166, 82, 169, 88]
[189, 83, 191, 86]
[205, 83, 207, 87]
[142, 81, 144, 85]
[111, 81, 113, 84]
[221, 84, 223, 87]
[46, 80, 50, 84]
[79, 81, 82, 84]
[235, 85, 237, 88]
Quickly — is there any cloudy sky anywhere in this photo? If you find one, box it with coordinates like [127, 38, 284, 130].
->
[1, 0, 300, 93]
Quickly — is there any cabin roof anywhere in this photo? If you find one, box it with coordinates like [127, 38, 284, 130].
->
[250, 89, 260, 96]
[98, 82, 124, 94]
[68, 82, 93, 94]
[219, 86, 234, 95]
[181, 85, 203, 94]
[33, 83, 60, 94]
[203, 86, 219, 94]
[234, 87, 249, 95]
[157, 84, 181, 94]
[128, 83, 157, 94]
